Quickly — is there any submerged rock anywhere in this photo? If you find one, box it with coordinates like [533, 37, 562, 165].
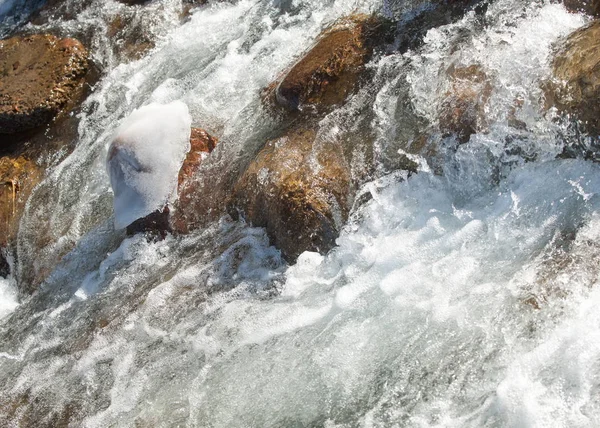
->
[267, 14, 386, 112]
[438, 63, 492, 143]
[563, 0, 600, 16]
[231, 128, 351, 261]
[544, 21, 600, 137]
[0, 34, 88, 134]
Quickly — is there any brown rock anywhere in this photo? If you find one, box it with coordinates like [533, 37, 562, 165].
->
[178, 127, 218, 187]
[0, 34, 88, 135]
[0, 156, 42, 248]
[125, 128, 218, 236]
[438, 63, 492, 143]
[107, 14, 155, 62]
[231, 127, 352, 261]
[171, 128, 219, 233]
[563, 0, 600, 16]
[544, 21, 600, 137]
[271, 14, 385, 112]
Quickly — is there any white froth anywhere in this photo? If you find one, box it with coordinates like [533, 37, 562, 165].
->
[0, 276, 18, 320]
[107, 101, 191, 229]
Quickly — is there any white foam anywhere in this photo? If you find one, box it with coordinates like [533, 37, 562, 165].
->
[107, 101, 191, 229]
[0, 276, 18, 320]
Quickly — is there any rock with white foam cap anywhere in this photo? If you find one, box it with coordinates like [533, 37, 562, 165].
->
[107, 101, 191, 230]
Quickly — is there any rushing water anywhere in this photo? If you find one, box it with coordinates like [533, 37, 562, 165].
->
[1, 0, 600, 426]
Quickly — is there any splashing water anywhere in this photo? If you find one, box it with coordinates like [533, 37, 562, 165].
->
[1, 0, 600, 426]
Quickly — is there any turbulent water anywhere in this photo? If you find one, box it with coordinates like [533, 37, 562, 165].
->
[2, 0, 600, 426]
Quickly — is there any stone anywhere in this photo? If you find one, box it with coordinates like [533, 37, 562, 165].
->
[544, 21, 600, 137]
[0, 34, 88, 135]
[438, 63, 492, 143]
[171, 128, 219, 233]
[269, 14, 386, 112]
[231, 127, 352, 261]
[125, 127, 218, 236]
[0, 156, 42, 249]
[563, 0, 600, 16]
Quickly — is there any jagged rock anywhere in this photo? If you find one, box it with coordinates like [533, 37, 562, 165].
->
[438, 63, 492, 143]
[267, 14, 386, 112]
[231, 127, 352, 261]
[544, 21, 600, 137]
[0, 34, 88, 135]
[171, 128, 219, 233]
[563, 0, 600, 16]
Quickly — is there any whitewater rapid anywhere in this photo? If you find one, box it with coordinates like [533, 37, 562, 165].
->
[1, 0, 600, 426]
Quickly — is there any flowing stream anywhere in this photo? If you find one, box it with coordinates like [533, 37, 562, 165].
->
[2, 0, 600, 426]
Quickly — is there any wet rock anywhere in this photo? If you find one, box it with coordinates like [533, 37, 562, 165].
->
[129, 127, 218, 236]
[0, 34, 88, 135]
[107, 14, 155, 62]
[563, 0, 600, 16]
[0, 156, 41, 249]
[117, 0, 152, 5]
[544, 21, 600, 137]
[388, 0, 487, 53]
[178, 128, 218, 187]
[171, 128, 219, 233]
[28, 0, 94, 24]
[0, 249, 8, 277]
[231, 127, 352, 261]
[269, 14, 387, 112]
[438, 63, 492, 143]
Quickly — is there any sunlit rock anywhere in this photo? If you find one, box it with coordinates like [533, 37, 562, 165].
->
[0, 156, 41, 271]
[0, 34, 88, 134]
[438, 63, 492, 143]
[544, 21, 600, 138]
[563, 0, 600, 16]
[231, 127, 352, 261]
[265, 14, 386, 112]
[107, 101, 191, 230]
[144, 127, 218, 235]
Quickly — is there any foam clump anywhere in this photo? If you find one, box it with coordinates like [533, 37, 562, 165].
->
[107, 101, 192, 229]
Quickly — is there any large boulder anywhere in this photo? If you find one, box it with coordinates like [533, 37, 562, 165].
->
[563, 0, 600, 16]
[438, 63, 492, 143]
[0, 34, 88, 134]
[268, 14, 386, 112]
[544, 21, 600, 137]
[231, 128, 352, 261]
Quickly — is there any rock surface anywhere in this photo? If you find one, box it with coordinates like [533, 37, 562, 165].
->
[231, 127, 352, 261]
[438, 63, 492, 143]
[0, 34, 88, 134]
[127, 127, 218, 236]
[545, 21, 600, 137]
[0, 156, 41, 249]
[563, 0, 600, 16]
[270, 14, 385, 112]
[171, 127, 219, 233]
